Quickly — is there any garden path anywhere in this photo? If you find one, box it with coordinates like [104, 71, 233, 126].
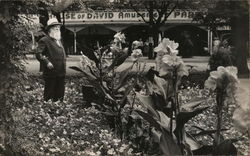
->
[24, 55, 209, 75]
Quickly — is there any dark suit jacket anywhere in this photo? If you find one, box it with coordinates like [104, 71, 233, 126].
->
[36, 35, 66, 77]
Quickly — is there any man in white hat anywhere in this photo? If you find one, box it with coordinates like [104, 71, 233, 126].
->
[36, 18, 66, 102]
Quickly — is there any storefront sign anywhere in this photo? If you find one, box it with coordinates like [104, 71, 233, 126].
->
[62, 10, 203, 23]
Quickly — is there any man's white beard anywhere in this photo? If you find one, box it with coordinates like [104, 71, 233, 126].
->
[49, 30, 61, 40]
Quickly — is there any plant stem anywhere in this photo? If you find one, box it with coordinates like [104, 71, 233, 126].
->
[215, 89, 224, 146]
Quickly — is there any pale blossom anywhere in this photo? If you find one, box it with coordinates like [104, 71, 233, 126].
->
[161, 54, 183, 67]
[79, 53, 96, 70]
[131, 49, 143, 61]
[154, 38, 179, 55]
[132, 40, 141, 49]
[158, 55, 188, 77]
[101, 59, 112, 69]
[110, 43, 128, 55]
[114, 32, 126, 43]
[155, 38, 180, 71]
[205, 66, 239, 94]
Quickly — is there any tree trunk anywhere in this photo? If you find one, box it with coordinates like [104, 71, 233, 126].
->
[38, 2, 49, 32]
[231, 1, 249, 78]
[148, 1, 154, 59]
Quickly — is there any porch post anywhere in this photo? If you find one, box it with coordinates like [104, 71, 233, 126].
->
[73, 30, 77, 54]
[208, 29, 213, 55]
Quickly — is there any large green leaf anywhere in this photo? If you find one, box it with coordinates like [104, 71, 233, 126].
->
[135, 92, 160, 120]
[78, 45, 99, 64]
[82, 85, 105, 106]
[191, 125, 228, 139]
[174, 106, 209, 141]
[180, 98, 207, 112]
[160, 130, 182, 156]
[157, 111, 171, 131]
[212, 139, 238, 155]
[152, 92, 169, 111]
[69, 66, 84, 73]
[119, 84, 134, 108]
[145, 67, 159, 82]
[114, 63, 134, 91]
[69, 66, 97, 80]
[176, 106, 209, 130]
[192, 145, 214, 155]
[105, 50, 129, 73]
[135, 110, 161, 131]
[153, 75, 171, 100]
[185, 132, 201, 151]
[151, 127, 162, 143]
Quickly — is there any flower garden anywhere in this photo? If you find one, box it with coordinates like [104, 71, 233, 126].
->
[1, 32, 250, 156]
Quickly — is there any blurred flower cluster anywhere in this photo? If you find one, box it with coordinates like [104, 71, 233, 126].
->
[154, 38, 179, 56]
[205, 66, 239, 95]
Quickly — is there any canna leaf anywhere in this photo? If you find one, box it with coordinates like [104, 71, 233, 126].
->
[114, 63, 134, 91]
[192, 145, 214, 155]
[191, 125, 228, 139]
[69, 66, 97, 80]
[105, 50, 129, 72]
[176, 106, 209, 130]
[69, 66, 84, 73]
[180, 98, 207, 112]
[119, 84, 134, 108]
[160, 130, 182, 156]
[129, 111, 142, 120]
[157, 111, 171, 131]
[185, 132, 201, 151]
[82, 85, 105, 105]
[78, 45, 99, 64]
[152, 92, 168, 111]
[145, 67, 159, 82]
[135, 110, 161, 131]
[135, 92, 160, 120]
[174, 106, 209, 141]
[151, 127, 162, 143]
[212, 139, 238, 155]
[154, 75, 171, 100]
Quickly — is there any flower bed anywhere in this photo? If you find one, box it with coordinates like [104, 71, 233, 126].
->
[1, 77, 134, 156]
[0, 76, 249, 155]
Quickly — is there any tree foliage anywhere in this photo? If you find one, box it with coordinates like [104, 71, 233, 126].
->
[191, 0, 249, 77]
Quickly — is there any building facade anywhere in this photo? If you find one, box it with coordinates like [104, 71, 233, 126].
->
[57, 9, 231, 57]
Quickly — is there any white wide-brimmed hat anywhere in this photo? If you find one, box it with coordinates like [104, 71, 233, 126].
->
[46, 18, 62, 30]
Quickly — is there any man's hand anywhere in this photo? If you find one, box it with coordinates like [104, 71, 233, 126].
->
[47, 62, 54, 69]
